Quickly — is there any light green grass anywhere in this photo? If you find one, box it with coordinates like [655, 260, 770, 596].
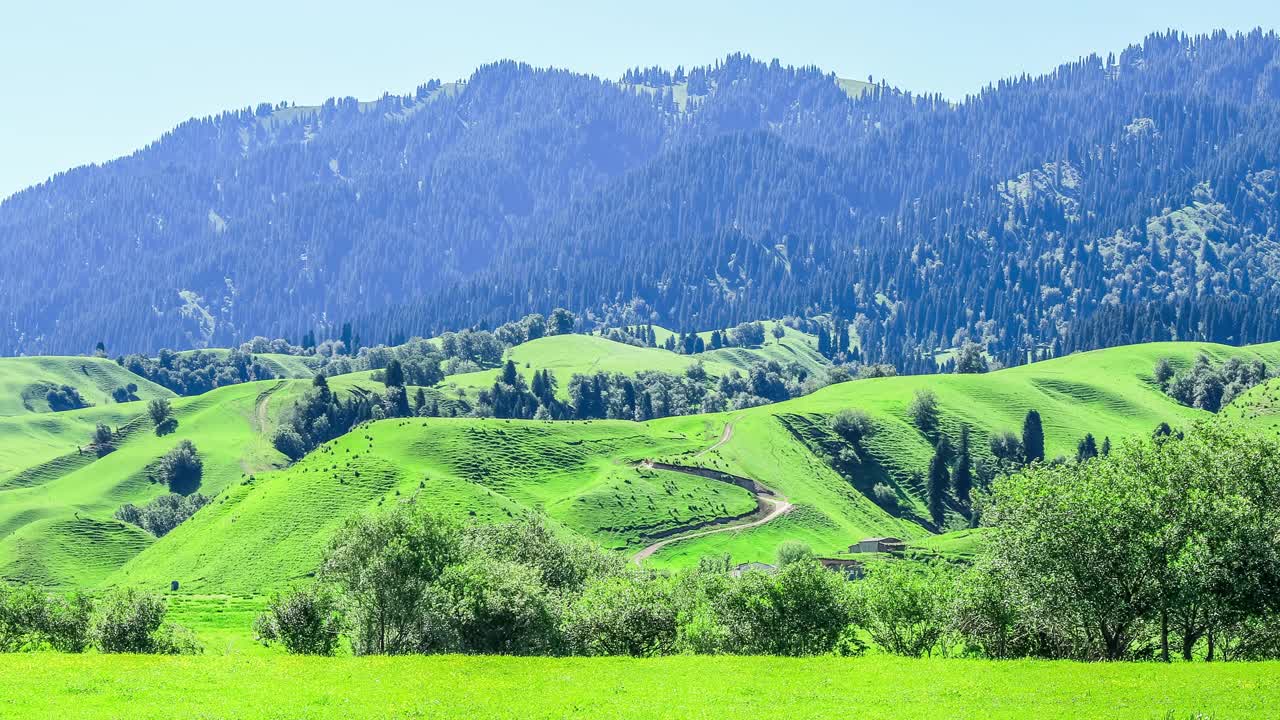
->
[642, 341, 1280, 565]
[110, 415, 753, 593]
[439, 333, 742, 400]
[0, 375, 391, 589]
[0, 356, 172, 417]
[0, 653, 1275, 719]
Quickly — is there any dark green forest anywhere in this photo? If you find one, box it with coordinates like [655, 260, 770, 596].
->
[5, 30, 1280, 370]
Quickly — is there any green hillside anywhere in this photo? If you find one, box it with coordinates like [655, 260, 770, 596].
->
[0, 356, 173, 417]
[0, 374, 391, 588]
[3, 339, 1278, 595]
[112, 415, 752, 593]
[649, 341, 1279, 564]
[439, 333, 744, 401]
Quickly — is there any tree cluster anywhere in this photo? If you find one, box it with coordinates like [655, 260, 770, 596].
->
[115, 492, 211, 537]
[0, 586, 199, 655]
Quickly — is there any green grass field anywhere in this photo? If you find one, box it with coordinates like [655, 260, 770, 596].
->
[0, 653, 1275, 719]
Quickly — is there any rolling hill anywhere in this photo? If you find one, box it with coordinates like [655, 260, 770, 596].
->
[0, 356, 173, 417]
[3, 337, 1274, 595]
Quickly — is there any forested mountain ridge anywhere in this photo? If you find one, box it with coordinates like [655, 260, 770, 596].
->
[6, 30, 1280, 369]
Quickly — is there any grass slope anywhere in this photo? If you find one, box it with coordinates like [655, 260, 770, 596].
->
[1, 654, 1275, 719]
[640, 341, 1280, 565]
[4, 339, 1280, 592]
[0, 356, 172, 416]
[111, 415, 750, 593]
[440, 334, 742, 401]
[0, 375, 391, 588]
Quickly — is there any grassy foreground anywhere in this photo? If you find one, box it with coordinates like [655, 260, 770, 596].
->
[0, 654, 1276, 719]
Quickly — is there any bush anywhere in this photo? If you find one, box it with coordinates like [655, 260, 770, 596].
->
[855, 561, 954, 657]
[254, 585, 342, 656]
[271, 427, 307, 460]
[907, 389, 939, 435]
[988, 430, 1023, 464]
[157, 440, 202, 493]
[114, 492, 210, 537]
[45, 384, 89, 412]
[562, 573, 679, 657]
[435, 557, 559, 655]
[90, 588, 201, 655]
[775, 540, 814, 567]
[829, 409, 875, 445]
[872, 482, 898, 510]
[0, 586, 94, 653]
[683, 560, 860, 656]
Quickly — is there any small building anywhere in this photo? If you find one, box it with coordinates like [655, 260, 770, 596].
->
[730, 562, 777, 577]
[848, 537, 906, 554]
[818, 557, 865, 580]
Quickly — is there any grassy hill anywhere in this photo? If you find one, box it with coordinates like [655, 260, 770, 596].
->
[3, 339, 1279, 594]
[0, 356, 173, 416]
[440, 334, 744, 401]
[0, 374, 392, 588]
[648, 341, 1280, 565]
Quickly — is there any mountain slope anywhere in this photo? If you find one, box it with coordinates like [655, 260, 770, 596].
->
[7, 32, 1280, 369]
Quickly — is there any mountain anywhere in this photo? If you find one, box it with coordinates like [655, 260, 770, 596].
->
[5, 31, 1280, 368]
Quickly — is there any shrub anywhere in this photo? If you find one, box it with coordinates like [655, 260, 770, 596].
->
[90, 588, 200, 655]
[872, 482, 898, 510]
[988, 430, 1023, 464]
[157, 440, 202, 493]
[562, 573, 679, 657]
[856, 561, 954, 657]
[907, 389, 939, 435]
[271, 427, 307, 460]
[254, 585, 342, 656]
[829, 408, 875, 445]
[45, 384, 89, 412]
[436, 557, 559, 655]
[775, 540, 814, 567]
[114, 492, 210, 537]
[0, 586, 93, 653]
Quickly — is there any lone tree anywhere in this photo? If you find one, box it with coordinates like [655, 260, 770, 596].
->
[927, 443, 950, 525]
[159, 440, 203, 494]
[1021, 409, 1045, 465]
[908, 389, 940, 437]
[954, 342, 989, 374]
[148, 398, 174, 434]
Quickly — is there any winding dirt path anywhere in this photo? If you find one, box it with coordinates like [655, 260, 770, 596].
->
[694, 421, 735, 458]
[631, 420, 793, 565]
[254, 381, 287, 433]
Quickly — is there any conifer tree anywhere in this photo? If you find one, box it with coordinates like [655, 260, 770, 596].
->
[1022, 409, 1045, 464]
[927, 446, 950, 526]
[954, 425, 973, 502]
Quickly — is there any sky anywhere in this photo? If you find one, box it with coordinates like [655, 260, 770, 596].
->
[2, 0, 1279, 199]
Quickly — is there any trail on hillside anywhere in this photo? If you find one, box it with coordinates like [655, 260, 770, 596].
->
[254, 381, 287, 433]
[632, 421, 792, 565]
[694, 421, 734, 458]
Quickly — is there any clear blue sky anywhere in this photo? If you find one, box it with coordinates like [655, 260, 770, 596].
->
[2, 0, 1278, 199]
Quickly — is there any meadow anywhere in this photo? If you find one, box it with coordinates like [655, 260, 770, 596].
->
[0, 653, 1275, 719]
